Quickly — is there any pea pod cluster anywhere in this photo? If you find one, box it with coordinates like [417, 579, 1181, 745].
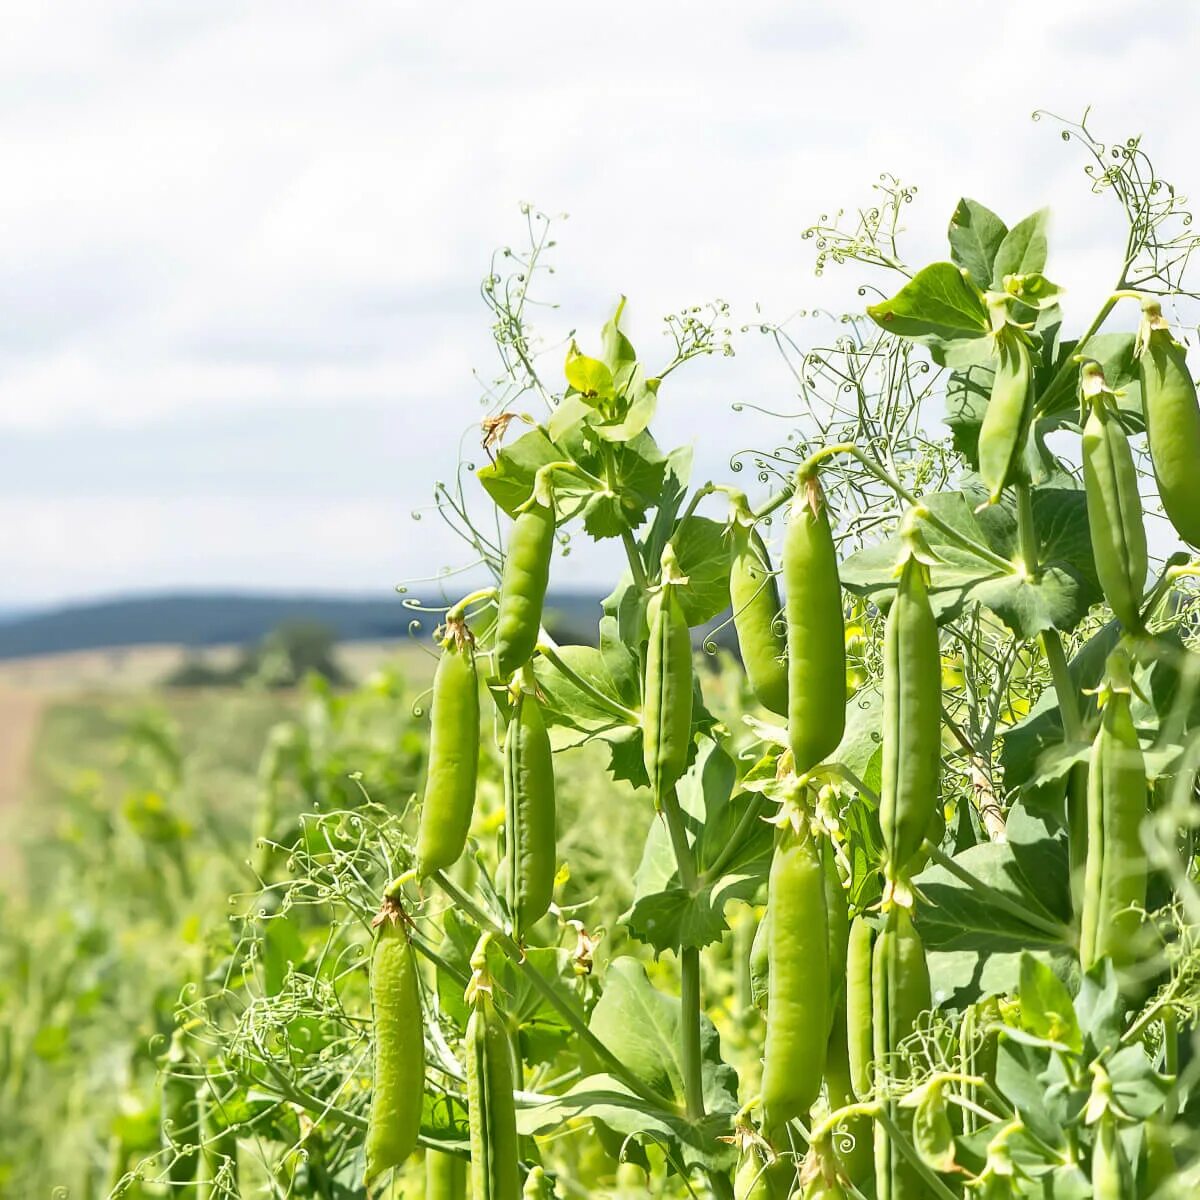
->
[978, 321, 1036, 505]
[760, 803, 830, 1134]
[783, 470, 846, 775]
[495, 492, 556, 678]
[642, 543, 693, 803]
[1079, 650, 1148, 973]
[504, 688, 557, 941]
[416, 619, 481, 876]
[1137, 300, 1200, 548]
[1079, 360, 1147, 631]
[728, 495, 788, 717]
[363, 894, 425, 1187]
[880, 542, 941, 887]
[466, 982, 521, 1200]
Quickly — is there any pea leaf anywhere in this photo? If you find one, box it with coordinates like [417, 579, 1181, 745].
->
[866, 262, 990, 343]
[532, 642, 640, 735]
[565, 344, 614, 399]
[992, 208, 1050, 285]
[670, 516, 732, 626]
[623, 743, 771, 953]
[912, 1082, 958, 1173]
[1018, 952, 1083, 1054]
[948, 197, 1008, 292]
[914, 841, 1073, 1007]
[477, 427, 565, 517]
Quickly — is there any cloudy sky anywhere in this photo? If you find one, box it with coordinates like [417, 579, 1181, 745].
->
[4, 1, 1199, 609]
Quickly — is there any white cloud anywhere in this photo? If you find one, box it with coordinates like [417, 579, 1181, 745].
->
[3, 1, 1200, 603]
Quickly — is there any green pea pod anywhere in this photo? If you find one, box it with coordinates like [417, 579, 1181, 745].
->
[761, 816, 830, 1133]
[614, 1161, 652, 1197]
[822, 834, 849, 1027]
[824, 985, 873, 1187]
[504, 690, 557, 941]
[364, 901, 425, 1186]
[495, 497, 556, 677]
[1141, 1114, 1175, 1198]
[978, 323, 1035, 505]
[416, 628, 480, 876]
[784, 472, 846, 774]
[523, 1164, 556, 1197]
[642, 546, 693, 802]
[872, 907, 931, 1200]
[845, 915, 875, 1102]
[1138, 301, 1200, 547]
[749, 907, 770, 1015]
[1079, 652, 1148, 972]
[734, 1154, 793, 1200]
[1080, 361, 1147, 630]
[729, 510, 788, 717]
[426, 1149, 467, 1200]
[1091, 1114, 1132, 1200]
[467, 990, 521, 1200]
[880, 554, 941, 883]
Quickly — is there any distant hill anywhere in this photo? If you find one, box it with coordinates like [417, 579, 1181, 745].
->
[0, 591, 609, 660]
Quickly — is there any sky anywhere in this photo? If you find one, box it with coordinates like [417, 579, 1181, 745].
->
[3, 0, 1200, 610]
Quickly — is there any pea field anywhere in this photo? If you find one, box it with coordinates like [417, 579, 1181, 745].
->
[8, 113, 1200, 1200]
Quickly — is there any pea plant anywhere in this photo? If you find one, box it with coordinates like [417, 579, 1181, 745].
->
[123, 114, 1200, 1200]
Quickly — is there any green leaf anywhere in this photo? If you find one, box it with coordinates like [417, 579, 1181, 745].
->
[583, 957, 738, 1164]
[1018, 953, 1083, 1054]
[602, 297, 638, 380]
[516, 1073, 736, 1173]
[992, 209, 1050, 285]
[581, 432, 667, 540]
[624, 743, 771, 952]
[1074, 961, 1124, 1058]
[914, 841, 1073, 1007]
[565, 344, 614, 399]
[866, 262, 990, 343]
[477, 427, 565, 517]
[995, 1038, 1068, 1149]
[1105, 1045, 1170, 1120]
[671, 516, 732, 626]
[912, 1081, 958, 1173]
[948, 198, 1008, 291]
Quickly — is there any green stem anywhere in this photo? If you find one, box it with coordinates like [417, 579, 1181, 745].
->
[621, 528, 649, 591]
[679, 947, 705, 1121]
[659, 786, 706, 1121]
[429, 871, 678, 1113]
[1040, 629, 1081, 742]
[446, 587, 499, 623]
[535, 639, 640, 724]
[921, 842, 1072, 942]
[1015, 484, 1039, 578]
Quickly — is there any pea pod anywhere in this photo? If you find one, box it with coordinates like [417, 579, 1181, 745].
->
[416, 622, 480, 876]
[1079, 651, 1147, 972]
[845, 915, 875, 1102]
[748, 907, 770, 1015]
[734, 1153, 792, 1200]
[1080, 361, 1147, 630]
[364, 897, 425, 1186]
[504, 689, 557, 941]
[761, 811, 830, 1134]
[784, 471, 846, 774]
[880, 550, 941, 884]
[822, 833, 849, 1022]
[467, 988, 521, 1200]
[824, 985, 873, 1187]
[1137, 300, 1200, 547]
[1091, 1114, 1132, 1200]
[642, 544, 693, 803]
[978, 322, 1035, 505]
[729, 501, 788, 716]
[426, 1149, 467, 1200]
[872, 907, 931, 1200]
[495, 495, 556, 677]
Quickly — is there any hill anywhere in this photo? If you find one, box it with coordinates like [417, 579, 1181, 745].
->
[0, 591, 609, 660]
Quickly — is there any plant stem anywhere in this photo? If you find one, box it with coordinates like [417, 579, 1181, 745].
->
[621, 527, 649, 591]
[920, 842, 1072, 942]
[700, 794, 764, 884]
[873, 1108, 963, 1200]
[1014, 483, 1039, 579]
[430, 870, 678, 1113]
[659, 786, 706, 1121]
[679, 946, 705, 1121]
